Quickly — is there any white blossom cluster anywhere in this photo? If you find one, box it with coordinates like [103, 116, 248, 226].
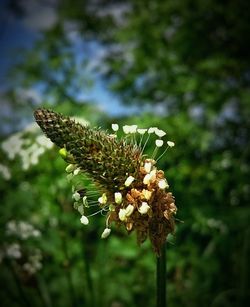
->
[22, 249, 43, 275]
[0, 163, 11, 180]
[207, 218, 228, 234]
[6, 220, 41, 240]
[1, 123, 54, 171]
[0, 220, 43, 274]
[0, 243, 43, 275]
[1, 117, 89, 173]
[5, 243, 22, 259]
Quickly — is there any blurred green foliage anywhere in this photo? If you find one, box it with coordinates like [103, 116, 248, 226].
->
[1, 0, 250, 306]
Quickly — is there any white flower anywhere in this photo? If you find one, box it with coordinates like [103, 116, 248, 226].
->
[65, 164, 76, 173]
[167, 141, 175, 147]
[142, 189, 152, 200]
[137, 128, 147, 135]
[158, 179, 169, 189]
[138, 202, 150, 214]
[124, 175, 135, 187]
[155, 129, 166, 138]
[143, 169, 156, 185]
[148, 127, 157, 134]
[72, 192, 81, 201]
[118, 209, 127, 221]
[155, 139, 164, 147]
[101, 228, 111, 239]
[80, 215, 89, 225]
[114, 192, 122, 204]
[125, 204, 134, 217]
[144, 162, 152, 173]
[98, 193, 107, 205]
[112, 124, 119, 132]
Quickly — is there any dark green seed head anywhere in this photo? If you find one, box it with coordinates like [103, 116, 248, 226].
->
[34, 108, 142, 191]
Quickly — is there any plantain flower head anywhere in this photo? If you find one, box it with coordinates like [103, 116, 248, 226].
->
[34, 108, 177, 255]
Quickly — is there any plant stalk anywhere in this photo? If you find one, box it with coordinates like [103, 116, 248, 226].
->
[156, 243, 167, 307]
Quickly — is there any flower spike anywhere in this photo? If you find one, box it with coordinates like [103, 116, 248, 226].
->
[34, 108, 177, 256]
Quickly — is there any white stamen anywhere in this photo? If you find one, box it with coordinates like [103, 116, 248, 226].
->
[123, 125, 130, 134]
[142, 189, 152, 200]
[114, 192, 122, 204]
[77, 205, 85, 215]
[137, 128, 147, 135]
[148, 127, 157, 134]
[101, 228, 111, 239]
[155, 129, 166, 138]
[124, 175, 135, 187]
[82, 196, 89, 207]
[118, 209, 127, 221]
[130, 125, 137, 133]
[158, 179, 169, 189]
[125, 204, 134, 217]
[111, 124, 119, 132]
[72, 192, 81, 201]
[169, 203, 177, 214]
[80, 215, 89, 225]
[73, 168, 81, 176]
[143, 169, 156, 185]
[155, 139, 164, 147]
[98, 193, 107, 205]
[143, 174, 151, 185]
[65, 164, 76, 173]
[138, 202, 150, 214]
[144, 162, 152, 173]
[167, 141, 175, 147]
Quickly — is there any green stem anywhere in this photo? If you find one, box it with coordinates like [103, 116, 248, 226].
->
[8, 260, 31, 307]
[82, 232, 95, 306]
[156, 243, 167, 307]
[61, 233, 78, 307]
